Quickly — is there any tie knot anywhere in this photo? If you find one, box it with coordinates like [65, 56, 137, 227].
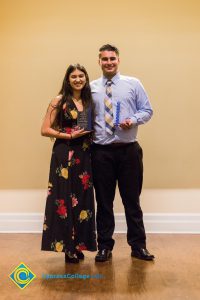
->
[106, 80, 112, 86]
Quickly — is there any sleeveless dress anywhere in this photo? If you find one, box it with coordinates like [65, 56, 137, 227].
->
[41, 100, 97, 256]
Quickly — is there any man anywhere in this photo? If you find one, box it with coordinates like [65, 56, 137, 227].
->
[90, 44, 154, 262]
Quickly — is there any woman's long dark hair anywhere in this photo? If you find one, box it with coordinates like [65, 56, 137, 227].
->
[53, 64, 92, 130]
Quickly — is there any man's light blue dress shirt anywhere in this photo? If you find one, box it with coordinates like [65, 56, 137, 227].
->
[90, 72, 153, 145]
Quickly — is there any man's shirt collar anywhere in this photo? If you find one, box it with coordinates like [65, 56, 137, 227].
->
[102, 72, 120, 86]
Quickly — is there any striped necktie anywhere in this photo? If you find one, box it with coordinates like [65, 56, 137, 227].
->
[104, 80, 115, 135]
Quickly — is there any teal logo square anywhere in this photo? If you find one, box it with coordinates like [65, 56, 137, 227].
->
[9, 262, 36, 289]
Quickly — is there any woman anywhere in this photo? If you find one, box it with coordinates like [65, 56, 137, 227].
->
[41, 64, 97, 263]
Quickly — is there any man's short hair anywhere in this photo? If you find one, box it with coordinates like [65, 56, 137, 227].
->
[99, 44, 119, 58]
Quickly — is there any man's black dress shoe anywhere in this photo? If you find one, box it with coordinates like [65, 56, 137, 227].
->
[131, 248, 155, 261]
[95, 249, 112, 262]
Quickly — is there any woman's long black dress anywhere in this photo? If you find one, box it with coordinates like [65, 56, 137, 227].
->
[41, 101, 97, 256]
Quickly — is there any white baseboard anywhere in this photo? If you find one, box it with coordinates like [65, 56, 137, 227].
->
[0, 189, 200, 233]
[0, 213, 200, 233]
[0, 213, 43, 233]
[115, 213, 200, 233]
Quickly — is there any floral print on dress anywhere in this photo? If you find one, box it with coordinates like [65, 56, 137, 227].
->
[56, 165, 68, 179]
[68, 150, 74, 161]
[72, 227, 75, 240]
[79, 210, 92, 223]
[71, 194, 78, 207]
[82, 140, 90, 151]
[51, 240, 65, 252]
[79, 171, 92, 190]
[76, 242, 87, 251]
[68, 151, 81, 167]
[41, 103, 97, 253]
[65, 127, 72, 134]
[65, 126, 81, 135]
[48, 182, 53, 196]
[69, 157, 81, 167]
[70, 109, 78, 120]
[63, 106, 78, 120]
[63, 108, 72, 120]
[43, 216, 48, 231]
[75, 158, 81, 164]
[55, 199, 67, 219]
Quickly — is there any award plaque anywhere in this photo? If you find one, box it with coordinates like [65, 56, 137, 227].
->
[114, 101, 121, 127]
[77, 109, 92, 131]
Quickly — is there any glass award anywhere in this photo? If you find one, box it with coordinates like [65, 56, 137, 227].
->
[114, 101, 121, 127]
[77, 109, 92, 131]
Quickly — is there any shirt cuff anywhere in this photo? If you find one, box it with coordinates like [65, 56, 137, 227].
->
[130, 116, 138, 125]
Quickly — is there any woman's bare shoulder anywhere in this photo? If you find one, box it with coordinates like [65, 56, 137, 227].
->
[49, 94, 63, 108]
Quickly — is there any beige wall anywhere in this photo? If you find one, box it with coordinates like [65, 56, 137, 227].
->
[0, 0, 200, 196]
